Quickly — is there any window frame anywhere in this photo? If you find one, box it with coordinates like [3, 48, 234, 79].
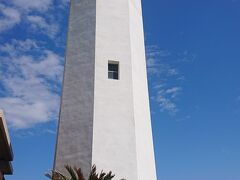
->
[108, 60, 119, 80]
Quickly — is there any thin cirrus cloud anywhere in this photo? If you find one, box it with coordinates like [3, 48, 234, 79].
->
[146, 45, 188, 115]
[27, 15, 59, 39]
[155, 86, 182, 114]
[10, 0, 53, 12]
[0, 3, 21, 33]
[0, 1, 60, 39]
[0, 39, 38, 55]
[0, 39, 64, 129]
[146, 45, 179, 76]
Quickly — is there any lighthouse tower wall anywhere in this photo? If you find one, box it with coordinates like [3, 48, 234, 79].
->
[54, 0, 157, 179]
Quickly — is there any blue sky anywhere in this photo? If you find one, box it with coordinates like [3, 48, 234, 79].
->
[1, 0, 240, 179]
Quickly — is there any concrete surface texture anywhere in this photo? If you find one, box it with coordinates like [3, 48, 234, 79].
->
[54, 0, 157, 179]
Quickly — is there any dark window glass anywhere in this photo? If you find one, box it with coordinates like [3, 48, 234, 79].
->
[108, 61, 119, 80]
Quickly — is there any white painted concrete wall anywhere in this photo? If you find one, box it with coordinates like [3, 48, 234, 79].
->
[93, 0, 138, 179]
[129, 0, 157, 179]
[93, 0, 156, 179]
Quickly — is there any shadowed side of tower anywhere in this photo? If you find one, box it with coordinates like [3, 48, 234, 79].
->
[54, 0, 96, 178]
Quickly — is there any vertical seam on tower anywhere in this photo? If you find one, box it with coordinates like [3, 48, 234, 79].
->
[127, 0, 139, 179]
[91, 0, 97, 169]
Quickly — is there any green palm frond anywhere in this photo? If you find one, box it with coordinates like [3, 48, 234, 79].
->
[74, 167, 85, 180]
[102, 171, 115, 180]
[88, 165, 115, 180]
[45, 169, 70, 180]
[46, 164, 124, 180]
[88, 165, 98, 180]
[65, 165, 78, 180]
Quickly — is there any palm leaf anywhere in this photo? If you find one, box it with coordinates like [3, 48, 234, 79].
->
[46, 164, 124, 180]
[65, 165, 78, 180]
[45, 170, 70, 180]
[74, 167, 85, 180]
[103, 171, 115, 180]
[88, 165, 98, 180]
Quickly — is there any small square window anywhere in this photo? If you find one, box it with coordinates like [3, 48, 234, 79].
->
[108, 61, 119, 80]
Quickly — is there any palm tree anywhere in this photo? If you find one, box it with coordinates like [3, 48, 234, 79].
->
[45, 165, 125, 180]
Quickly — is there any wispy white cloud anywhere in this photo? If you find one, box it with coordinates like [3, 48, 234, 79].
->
[0, 39, 63, 129]
[11, 0, 53, 12]
[0, 0, 65, 38]
[165, 87, 182, 98]
[146, 45, 180, 77]
[146, 45, 195, 115]
[0, 3, 21, 32]
[155, 86, 182, 114]
[27, 15, 59, 38]
[146, 45, 181, 114]
[13, 127, 56, 138]
[0, 39, 38, 55]
[0, 0, 69, 132]
[0, 0, 68, 132]
[61, 0, 70, 6]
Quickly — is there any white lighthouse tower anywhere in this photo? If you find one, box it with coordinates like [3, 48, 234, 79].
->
[54, 0, 157, 179]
